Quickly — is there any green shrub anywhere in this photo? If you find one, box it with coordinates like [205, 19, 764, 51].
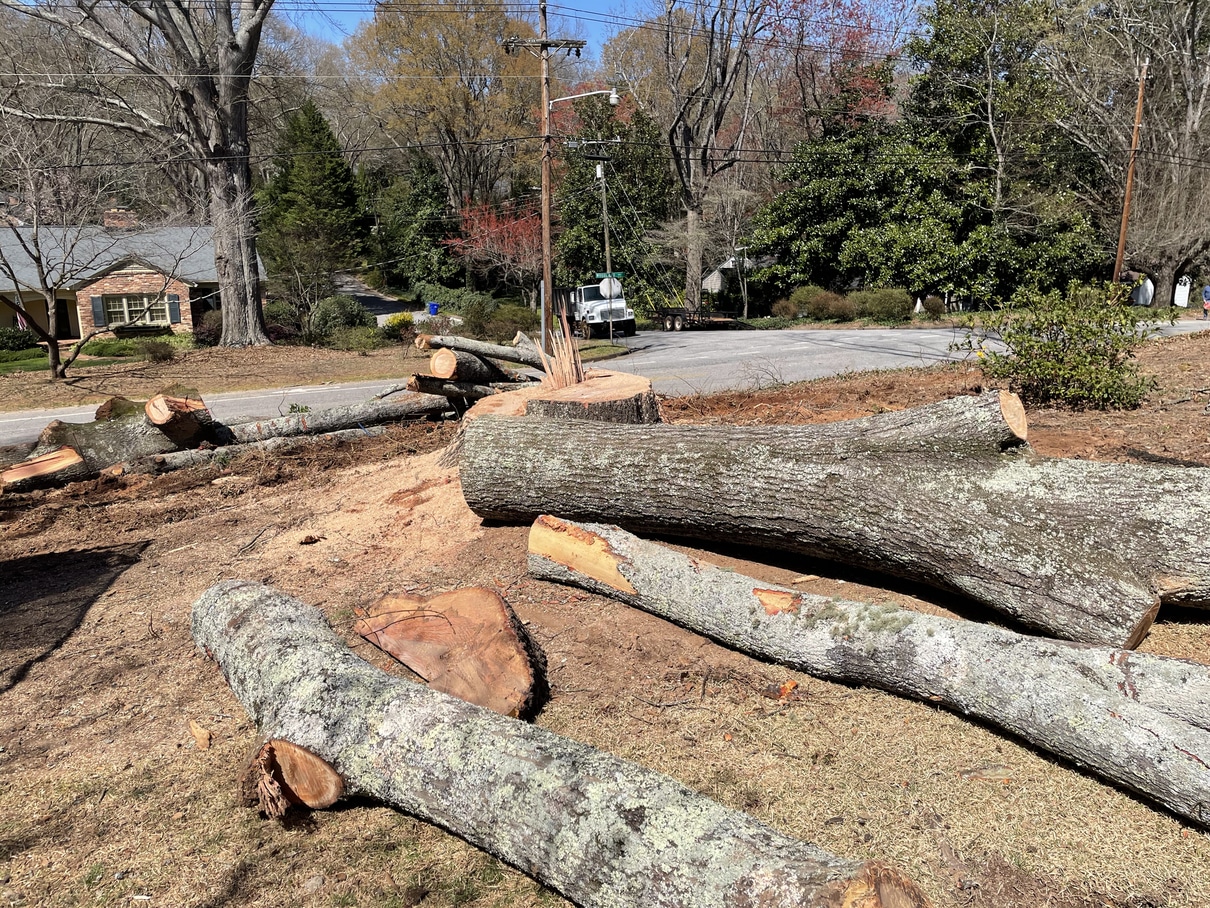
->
[380, 311, 415, 342]
[413, 281, 495, 314]
[80, 338, 139, 357]
[459, 295, 497, 337]
[0, 327, 39, 351]
[0, 347, 45, 362]
[740, 316, 796, 330]
[194, 310, 223, 346]
[851, 288, 912, 323]
[326, 326, 386, 354]
[771, 298, 800, 320]
[959, 281, 1158, 410]
[483, 304, 539, 342]
[922, 295, 946, 318]
[137, 339, 176, 363]
[310, 295, 375, 338]
[805, 291, 856, 321]
[788, 285, 826, 314]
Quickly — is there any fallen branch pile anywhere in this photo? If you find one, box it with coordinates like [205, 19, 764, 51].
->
[528, 515, 1210, 827]
[0, 389, 451, 493]
[460, 391, 1210, 648]
[193, 580, 931, 908]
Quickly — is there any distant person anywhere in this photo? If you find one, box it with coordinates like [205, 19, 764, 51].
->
[1202, 283, 1210, 320]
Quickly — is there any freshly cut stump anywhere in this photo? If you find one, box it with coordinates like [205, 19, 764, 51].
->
[354, 587, 540, 718]
[240, 738, 345, 817]
[193, 581, 931, 908]
[527, 516, 1210, 828]
[466, 369, 661, 424]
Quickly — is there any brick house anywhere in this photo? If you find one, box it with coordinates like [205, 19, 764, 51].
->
[0, 223, 246, 338]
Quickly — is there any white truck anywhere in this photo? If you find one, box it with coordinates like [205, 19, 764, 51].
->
[570, 278, 637, 339]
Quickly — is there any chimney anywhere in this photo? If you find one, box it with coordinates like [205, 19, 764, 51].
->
[103, 207, 139, 229]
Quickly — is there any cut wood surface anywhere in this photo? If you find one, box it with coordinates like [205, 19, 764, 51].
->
[1, 446, 91, 493]
[144, 393, 215, 447]
[429, 348, 521, 384]
[465, 369, 661, 424]
[129, 427, 388, 473]
[460, 394, 1196, 647]
[193, 581, 930, 908]
[527, 516, 1210, 827]
[354, 587, 540, 718]
[240, 738, 345, 817]
[416, 333, 546, 372]
[219, 394, 450, 445]
[35, 414, 183, 470]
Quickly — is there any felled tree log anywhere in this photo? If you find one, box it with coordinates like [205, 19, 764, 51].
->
[193, 581, 930, 908]
[240, 738, 345, 817]
[467, 369, 661, 424]
[353, 587, 542, 718]
[144, 393, 215, 447]
[34, 413, 181, 470]
[416, 333, 546, 372]
[217, 394, 450, 445]
[461, 393, 1199, 647]
[406, 375, 541, 402]
[429, 348, 524, 384]
[0, 441, 36, 471]
[128, 427, 388, 474]
[1, 446, 92, 493]
[528, 517, 1210, 826]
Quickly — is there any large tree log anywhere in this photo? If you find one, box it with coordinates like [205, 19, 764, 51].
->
[353, 587, 542, 718]
[429, 348, 524, 384]
[192, 581, 930, 908]
[528, 517, 1210, 826]
[460, 394, 1197, 647]
[416, 333, 546, 372]
[1, 446, 91, 494]
[219, 394, 450, 445]
[127, 427, 388, 474]
[466, 369, 662, 424]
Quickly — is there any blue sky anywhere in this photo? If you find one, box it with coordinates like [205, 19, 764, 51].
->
[287, 0, 626, 56]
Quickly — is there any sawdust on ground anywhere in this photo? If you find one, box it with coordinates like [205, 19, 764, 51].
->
[4, 334, 1210, 908]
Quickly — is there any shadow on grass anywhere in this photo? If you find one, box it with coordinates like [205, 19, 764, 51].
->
[0, 541, 148, 694]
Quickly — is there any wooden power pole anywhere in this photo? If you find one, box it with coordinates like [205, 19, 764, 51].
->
[1113, 61, 1149, 285]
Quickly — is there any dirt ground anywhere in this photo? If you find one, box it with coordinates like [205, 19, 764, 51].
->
[4, 333, 1210, 908]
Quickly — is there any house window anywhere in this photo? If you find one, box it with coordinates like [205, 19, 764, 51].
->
[102, 294, 169, 326]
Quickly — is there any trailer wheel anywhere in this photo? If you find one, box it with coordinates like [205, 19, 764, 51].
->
[662, 315, 675, 331]
[673, 315, 684, 331]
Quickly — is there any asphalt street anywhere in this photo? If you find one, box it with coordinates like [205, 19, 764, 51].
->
[3, 319, 1209, 447]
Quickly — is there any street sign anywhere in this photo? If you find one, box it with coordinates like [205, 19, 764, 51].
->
[595, 272, 624, 278]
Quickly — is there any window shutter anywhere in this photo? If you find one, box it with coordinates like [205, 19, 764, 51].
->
[167, 294, 181, 324]
[90, 296, 105, 327]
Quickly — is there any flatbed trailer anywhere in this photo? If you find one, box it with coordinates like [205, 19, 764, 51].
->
[652, 306, 741, 331]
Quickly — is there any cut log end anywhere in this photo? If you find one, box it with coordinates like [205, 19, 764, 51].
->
[241, 738, 344, 816]
[145, 393, 208, 426]
[997, 390, 1028, 444]
[1, 445, 88, 494]
[529, 515, 636, 595]
[828, 862, 932, 908]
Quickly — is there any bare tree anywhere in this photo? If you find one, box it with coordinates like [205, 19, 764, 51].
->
[610, 0, 766, 313]
[0, 0, 274, 345]
[1045, 0, 1210, 305]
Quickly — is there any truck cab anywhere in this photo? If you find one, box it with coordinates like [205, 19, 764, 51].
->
[570, 281, 637, 339]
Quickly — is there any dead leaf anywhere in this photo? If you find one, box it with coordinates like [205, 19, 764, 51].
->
[300, 534, 325, 545]
[189, 719, 212, 750]
[761, 679, 804, 701]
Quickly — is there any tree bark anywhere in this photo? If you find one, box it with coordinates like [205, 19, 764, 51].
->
[128, 427, 388, 474]
[192, 580, 930, 908]
[407, 375, 511, 402]
[528, 516, 1210, 827]
[429, 349, 521, 384]
[416, 333, 546, 372]
[459, 394, 1196, 647]
[208, 156, 270, 347]
[218, 394, 450, 445]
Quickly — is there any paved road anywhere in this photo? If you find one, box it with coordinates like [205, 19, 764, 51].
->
[4, 319, 1209, 447]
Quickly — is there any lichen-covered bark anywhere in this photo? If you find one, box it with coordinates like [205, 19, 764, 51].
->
[219, 394, 450, 445]
[420, 334, 546, 372]
[128, 427, 387, 474]
[527, 518, 1210, 827]
[460, 412, 1205, 646]
[192, 581, 930, 908]
[35, 416, 180, 470]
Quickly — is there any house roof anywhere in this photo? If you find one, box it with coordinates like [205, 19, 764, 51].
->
[0, 226, 225, 293]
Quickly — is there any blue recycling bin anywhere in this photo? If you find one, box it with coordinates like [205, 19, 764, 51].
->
[427, 301, 439, 316]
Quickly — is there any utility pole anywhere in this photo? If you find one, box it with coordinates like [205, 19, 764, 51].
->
[597, 161, 614, 341]
[504, 7, 584, 353]
[1113, 61, 1149, 286]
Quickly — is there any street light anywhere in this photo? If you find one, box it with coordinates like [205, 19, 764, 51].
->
[540, 85, 621, 349]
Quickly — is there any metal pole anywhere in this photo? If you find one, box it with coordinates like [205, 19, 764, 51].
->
[539, 0, 553, 354]
[1113, 61, 1148, 285]
[598, 163, 614, 341]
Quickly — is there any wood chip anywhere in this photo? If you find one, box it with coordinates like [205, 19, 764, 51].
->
[188, 719, 212, 750]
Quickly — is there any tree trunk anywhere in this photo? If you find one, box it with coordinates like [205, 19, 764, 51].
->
[144, 394, 215, 447]
[683, 205, 704, 314]
[429, 348, 520, 384]
[528, 516, 1210, 827]
[407, 375, 516, 401]
[128, 427, 387, 474]
[1146, 260, 1178, 309]
[207, 155, 270, 347]
[416, 333, 546, 372]
[459, 394, 1197, 647]
[192, 580, 930, 908]
[218, 394, 450, 445]
[34, 415, 181, 472]
[1, 446, 90, 493]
